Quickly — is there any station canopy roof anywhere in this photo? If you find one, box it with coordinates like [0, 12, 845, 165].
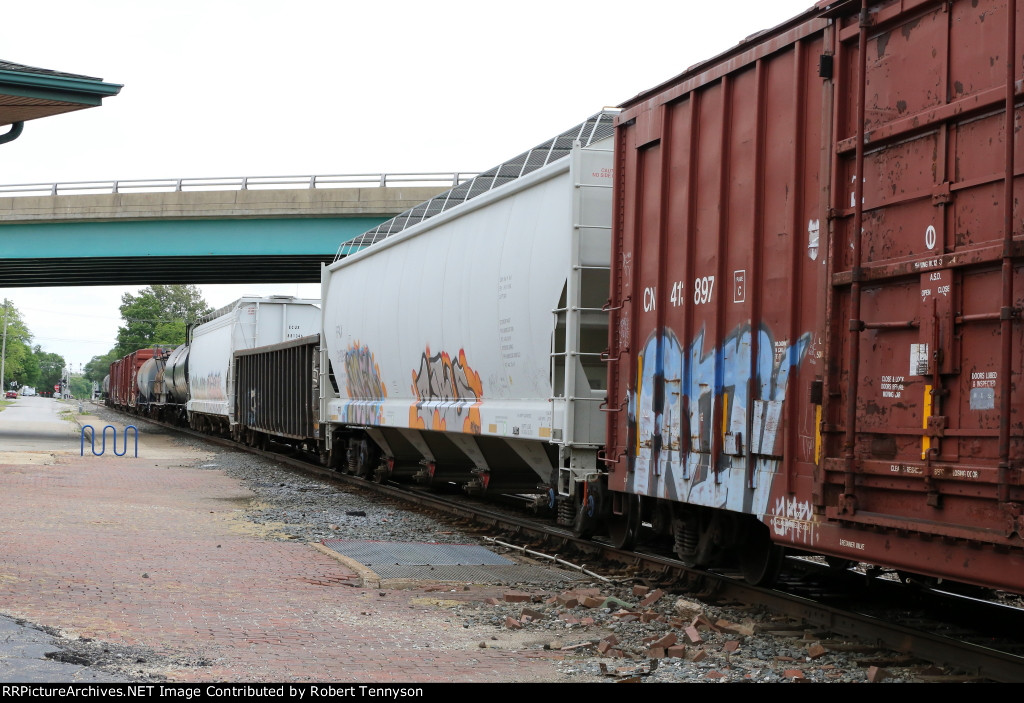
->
[0, 60, 121, 126]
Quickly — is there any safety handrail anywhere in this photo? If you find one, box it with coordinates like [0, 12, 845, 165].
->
[0, 172, 478, 198]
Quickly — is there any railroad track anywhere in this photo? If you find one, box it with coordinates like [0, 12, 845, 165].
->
[99, 404, 1024, 682]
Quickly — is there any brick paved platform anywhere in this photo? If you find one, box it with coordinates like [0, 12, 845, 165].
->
[0, 434, 575, 682]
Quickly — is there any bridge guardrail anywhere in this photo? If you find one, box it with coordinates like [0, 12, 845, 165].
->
[0, 172, 478, 197]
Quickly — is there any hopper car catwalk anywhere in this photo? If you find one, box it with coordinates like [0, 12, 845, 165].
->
[110, 0, 1024, 596]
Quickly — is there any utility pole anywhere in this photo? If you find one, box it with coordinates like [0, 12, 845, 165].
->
[0, 299, 8, 395]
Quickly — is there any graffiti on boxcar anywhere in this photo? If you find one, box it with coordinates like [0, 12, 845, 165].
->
[627, 324, 810, 517]
[410, 347, 483, 434]
[769, 495, 818, 545]
[340, 342, 387, 425]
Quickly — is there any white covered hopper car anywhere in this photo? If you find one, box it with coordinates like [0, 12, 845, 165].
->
[185, 295, 321, 434]
[320, 112, 615, 521]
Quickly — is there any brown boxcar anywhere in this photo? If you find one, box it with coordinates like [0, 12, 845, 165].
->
[108, 348, 161, 411]
[604, 0, 1024, 592]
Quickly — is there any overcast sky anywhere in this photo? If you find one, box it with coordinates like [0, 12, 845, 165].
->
[0, 0, 814, 375]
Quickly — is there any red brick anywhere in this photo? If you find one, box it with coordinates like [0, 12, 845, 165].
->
[638, 588, 665, 607]
[632, 585, 650, 597]
[503, 591, 532, 603]
[705, 670, 725, 679]
[807, 643, 828, 659]
[688, 649, 707, 663]
[556, 595, 578, 608]
[692, 614, 719, 631]
[683, 625, 703, 644]
[652, 633, 677, 648]
[505, 616, 523, 629]
[667, 645, 686, 659]
[785, 669, 805, 680]
[723, 640, 740, 652]
[0, 449, 576, 683]
[867, 666, 888, 683]
[580, 596, 605, 608]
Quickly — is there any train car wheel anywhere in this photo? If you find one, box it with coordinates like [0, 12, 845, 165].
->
[573, 492, 599, 539]
[607, 493, 641, 550]
[354, 438, 379, 479]
[738, 533, 784, 587]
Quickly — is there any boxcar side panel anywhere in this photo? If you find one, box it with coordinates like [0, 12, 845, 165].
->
[610, 0, 1024, 592]
[608, 19, 829, 522]
[820, 0, 1024, 582]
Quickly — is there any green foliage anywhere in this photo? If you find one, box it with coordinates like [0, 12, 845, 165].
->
[0, 302, 75, 394]
[69, 375, 91, 398]
[34, 347, 66, 392]
[0, 301, 36, 390]
[84, 349, 122, 384]
[115, 285, 211, 356]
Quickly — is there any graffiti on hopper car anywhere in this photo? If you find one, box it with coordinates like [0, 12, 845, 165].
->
[341, 342, 388, 425]
[410, 347, 483, 434]
[190, 371, 225, 400]
[627, 324, 810, 519]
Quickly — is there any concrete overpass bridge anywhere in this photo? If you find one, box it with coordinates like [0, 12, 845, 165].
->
[0, 173, 468, 287]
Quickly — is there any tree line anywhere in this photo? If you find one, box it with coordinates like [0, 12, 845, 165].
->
[83, 284, 212, 384]
[2, 285, 211, 395]
[0, 300, 67, 394]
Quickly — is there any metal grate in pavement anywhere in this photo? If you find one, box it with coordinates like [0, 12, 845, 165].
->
[322, 540, 516, 566]
[321, 539, 587, 584]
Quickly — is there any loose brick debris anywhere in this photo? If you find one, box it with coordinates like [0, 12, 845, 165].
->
[467, 584, 944, 682]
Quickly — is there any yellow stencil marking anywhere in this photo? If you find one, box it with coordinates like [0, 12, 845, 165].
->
[921, 384, 932, 460]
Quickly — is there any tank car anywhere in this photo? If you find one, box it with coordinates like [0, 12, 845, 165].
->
[320, 112, 615, 508]
[187, 295, 320, 435]
[107, 347, 165, 412]
[161, 343, 190, 424]
[599, 0, 1024, 593]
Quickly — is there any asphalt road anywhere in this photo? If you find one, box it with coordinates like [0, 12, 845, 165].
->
[0, 395, 81, 453]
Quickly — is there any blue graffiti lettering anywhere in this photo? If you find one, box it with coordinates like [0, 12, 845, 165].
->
[628, 324, 810, 517]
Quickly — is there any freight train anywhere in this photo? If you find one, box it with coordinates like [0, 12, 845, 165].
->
[108, 0, 1024, 595]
